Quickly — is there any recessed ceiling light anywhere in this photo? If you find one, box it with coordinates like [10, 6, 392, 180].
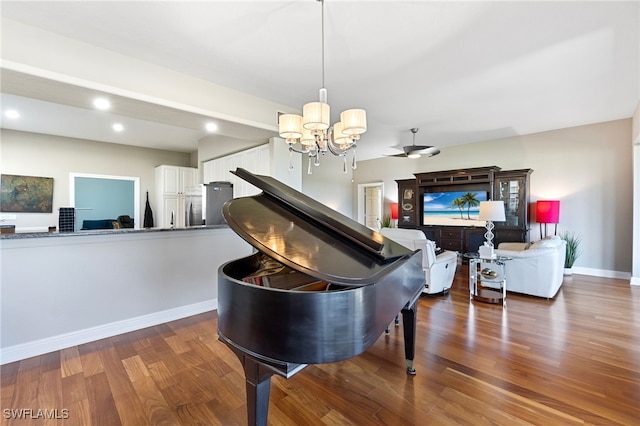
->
[93, 98, 111, 110]
[4, 110, 20, 119]
[112, 123, 124, 132]
[205, 122, 218, 132]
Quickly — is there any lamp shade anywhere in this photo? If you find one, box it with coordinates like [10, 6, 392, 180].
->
[278, 114, 303, 140]
[536, 200, 560, 223]
[478, 201, 506, 222]
[340, 109, 367, 136]
[332, 121, 351, 146]
[391, 203, 399, 220]
[300, 127, 315, 151]
[303, 102, 330, 131]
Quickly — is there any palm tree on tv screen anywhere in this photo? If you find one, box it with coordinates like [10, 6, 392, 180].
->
[451, 198, 465, 219]
[462, 192, 480, 219]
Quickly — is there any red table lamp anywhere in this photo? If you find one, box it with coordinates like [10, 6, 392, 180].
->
[390, 203, 399, 221]
[390, 203, 399, 227]
[536, 200, 560, 238]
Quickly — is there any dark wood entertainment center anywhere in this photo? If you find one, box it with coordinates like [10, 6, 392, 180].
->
[396, 166, 532, 254]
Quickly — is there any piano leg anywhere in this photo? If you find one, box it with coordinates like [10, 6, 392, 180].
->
[228, 347, 274, 426]
[384, 314, 400, 335]
[401, 300, 418, 375]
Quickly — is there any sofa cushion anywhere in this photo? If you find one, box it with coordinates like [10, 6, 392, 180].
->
[529, 235, 563, 250]
[379, 228, 427, 251]
[81, 219, 116, 230]
[497, 242, 531, 251]
[379, 228, 426, 241]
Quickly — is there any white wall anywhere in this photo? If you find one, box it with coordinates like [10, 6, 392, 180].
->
[0, 129, 191, 230]
[301, 152, 355, 217]
[353, 119, 633, 277]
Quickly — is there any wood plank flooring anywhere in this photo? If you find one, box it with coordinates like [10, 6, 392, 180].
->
[2, 268, 639, 425]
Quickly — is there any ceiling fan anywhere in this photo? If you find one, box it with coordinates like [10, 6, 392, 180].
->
[386, 128, 440, 158]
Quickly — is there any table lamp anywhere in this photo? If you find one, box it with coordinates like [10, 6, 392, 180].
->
[478, 201, 506, 258]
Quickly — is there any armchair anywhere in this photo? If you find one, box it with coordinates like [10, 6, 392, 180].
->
[494, 236, 566, 298]
[380, 228, 458, 295]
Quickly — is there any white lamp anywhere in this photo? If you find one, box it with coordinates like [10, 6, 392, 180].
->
[478, 201, 506, 256]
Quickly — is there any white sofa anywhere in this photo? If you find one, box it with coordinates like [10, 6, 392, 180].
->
[494, 235, 567, 299]
[380, 228, 458, 295]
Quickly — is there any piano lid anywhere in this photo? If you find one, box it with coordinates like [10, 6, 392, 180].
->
[221, 168, 417, 286]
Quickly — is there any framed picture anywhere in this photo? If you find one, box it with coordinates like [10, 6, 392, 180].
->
[1, 174, 54, 213]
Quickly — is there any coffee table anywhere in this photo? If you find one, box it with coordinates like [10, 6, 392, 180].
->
[464, 252, 512, 306]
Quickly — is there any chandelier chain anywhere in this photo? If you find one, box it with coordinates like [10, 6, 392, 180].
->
[320, 0, 325, 89]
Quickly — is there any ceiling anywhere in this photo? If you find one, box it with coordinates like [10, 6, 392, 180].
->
[1, 1, 638, 160]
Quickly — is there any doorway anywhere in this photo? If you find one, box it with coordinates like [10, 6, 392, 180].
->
[357, 182, 384, 230]
[70, 173, 140, 231]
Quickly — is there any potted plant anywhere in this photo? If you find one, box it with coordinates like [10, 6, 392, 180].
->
[559, 231, 582, 275]
[380, 214, 392, 228]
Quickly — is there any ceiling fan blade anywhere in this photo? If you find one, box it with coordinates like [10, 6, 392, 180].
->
[402, 145, 433, 154]
[421, 147, 441, 156]
[386, 128, 441, 158]
[385, 147, 441, 158]
[403, 144, 434, 154]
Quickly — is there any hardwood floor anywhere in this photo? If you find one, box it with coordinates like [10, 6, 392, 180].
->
[2, 268, 639, 425]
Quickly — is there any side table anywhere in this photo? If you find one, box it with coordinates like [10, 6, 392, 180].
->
[463, 253, 512, 306]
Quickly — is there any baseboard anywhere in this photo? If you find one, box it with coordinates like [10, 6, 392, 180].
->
[572, 266, 631, 280]
[631, 276, 640, 286]
[0, 299, 218, 365]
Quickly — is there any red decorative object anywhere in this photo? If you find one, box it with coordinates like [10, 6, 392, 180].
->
[536, 200, 560, 237]
[390, 203, 399, 220]
[536, 200, 560, 223]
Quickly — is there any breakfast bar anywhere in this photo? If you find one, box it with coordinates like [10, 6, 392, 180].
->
[0, 226, 252, 364]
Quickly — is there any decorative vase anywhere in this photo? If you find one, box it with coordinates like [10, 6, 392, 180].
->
[563, 267, 573, 276]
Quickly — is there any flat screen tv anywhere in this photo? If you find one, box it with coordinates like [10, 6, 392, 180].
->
[423, 190, 487, 226]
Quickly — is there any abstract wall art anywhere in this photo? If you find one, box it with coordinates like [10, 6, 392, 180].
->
[1, 174, 54, 213]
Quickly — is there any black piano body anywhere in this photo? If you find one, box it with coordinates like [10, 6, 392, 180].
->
[218, 168, 425, 426]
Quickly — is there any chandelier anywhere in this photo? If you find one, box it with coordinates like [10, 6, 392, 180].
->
[278, 0, 367, 174]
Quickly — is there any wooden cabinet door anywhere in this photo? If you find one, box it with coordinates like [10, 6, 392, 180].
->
[494, 169, 532, 243]
[397, 179, 417, 227]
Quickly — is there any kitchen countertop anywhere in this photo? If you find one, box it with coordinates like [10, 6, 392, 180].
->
[0, 225, 229, 240]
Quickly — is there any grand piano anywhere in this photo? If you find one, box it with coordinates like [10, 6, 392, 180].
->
[218, 168, 425, 426]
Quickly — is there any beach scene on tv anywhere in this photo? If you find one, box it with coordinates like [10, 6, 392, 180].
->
[423, 190, 487, 226]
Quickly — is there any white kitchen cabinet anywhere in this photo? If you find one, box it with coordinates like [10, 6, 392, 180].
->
[158, 165, 196, 195]
[155, 165, 198, 228]
[201, 139, 301, 199]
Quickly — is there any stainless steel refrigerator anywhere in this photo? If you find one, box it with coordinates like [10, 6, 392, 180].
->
[204, 181, 233, 226]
